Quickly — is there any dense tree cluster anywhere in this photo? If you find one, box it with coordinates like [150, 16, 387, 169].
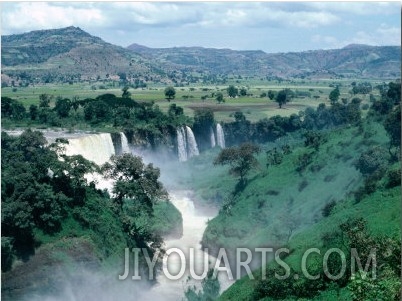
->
[1, 130, 169, 275]
[253, 218, 400, 300]
[222, 97, 363, 147]
[1, 93, 190, 150]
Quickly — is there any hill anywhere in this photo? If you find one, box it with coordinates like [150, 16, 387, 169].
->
[1, 26, 400, 85]
[1, 26, 165, 84]
[127, 43, 401, 79]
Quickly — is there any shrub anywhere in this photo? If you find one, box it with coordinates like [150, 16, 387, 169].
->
[387, 168, 401, 188]
[355, 147, 388, 176]
[295, 152, 313, 173]
[322, 200, 336, 217]
[298, 179, 309, 192]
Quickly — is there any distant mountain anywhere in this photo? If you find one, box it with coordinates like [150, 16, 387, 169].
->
[1, 26, 400, 85]
[1, 26, 165, 83]
[2, 26, 104, 66]
[127, 42, 401, 79]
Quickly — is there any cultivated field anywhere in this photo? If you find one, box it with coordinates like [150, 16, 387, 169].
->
[2, 78, 381, 123]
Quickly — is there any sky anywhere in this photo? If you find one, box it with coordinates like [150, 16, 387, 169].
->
[1, 1, 401, 53]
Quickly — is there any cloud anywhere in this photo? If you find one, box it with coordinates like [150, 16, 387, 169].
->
[105, 2, 202, 27]
[1, 2, 400, 52]
[347, 24, 401, 46]
[306, 2, 398, 16]
[1, 2, 104, 34]
[181, 3, 340, 30]
[1, 2, 341, 34]
[311, 34, 339, 48]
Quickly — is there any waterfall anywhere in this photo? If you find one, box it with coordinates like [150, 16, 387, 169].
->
[149, 191, 233, 300]
[177, 127, 188, 162]
[64, 133, 115, 166]
[120, 132, 131, 154]
[185, 126, 199, 158]
[216, 123, 225, 148]
[210, 127, 216, 148]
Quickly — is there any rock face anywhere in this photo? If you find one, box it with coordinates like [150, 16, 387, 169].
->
[1, 237, 100, 301]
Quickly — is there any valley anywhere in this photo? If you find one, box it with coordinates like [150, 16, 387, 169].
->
[1, 25, 401, 301]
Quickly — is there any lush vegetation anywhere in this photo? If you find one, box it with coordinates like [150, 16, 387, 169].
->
[1, 78, 400, 301]
[1, 130, 181, 280]
[2, 25, 401, 301]
[202, 82, 400, 300]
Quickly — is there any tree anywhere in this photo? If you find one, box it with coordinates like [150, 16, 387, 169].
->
[168, 103, 184, 117]
[275, 89, 293, 108]
[355, 147, 388, 177]
[304, 131, 326, 151]
[329, 87, 340, 105]
[239, 87, 247, 96]
[39, 94, 52, 108]
[387, 82, 401, 104]
[1, 130, 75, 262]
[234, 111, 246, 122]
[216, 92, 224, 104]
[102, 154, 168, 210]
[164, 86, 176, 102]
[384, 104, 401, 159]
[1, 97, 26, 120]
[352, 82, 372, 95]
[214, 142, 261, 184]
[84, 101, 110, 122]
[71, 96, 80, 112]
[122, 86, 131, 98]
[268, 90, 276, 100]
[227, 85, 238, 98]
[185, 269, 220, 301]
[54, 97, 71, 118]
[29, 105, 38, 120]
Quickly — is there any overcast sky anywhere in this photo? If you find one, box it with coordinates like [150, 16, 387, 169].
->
[1, 2, 400, 53]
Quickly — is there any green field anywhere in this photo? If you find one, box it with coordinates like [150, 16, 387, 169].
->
[1, 78, 381, 124]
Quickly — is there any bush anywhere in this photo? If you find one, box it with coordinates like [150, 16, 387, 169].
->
[355, 147, 388, 176]
[295, 152, 313, 173]
[322, 200, 336, 217]
[386, 168, 401, 188]
[298, 179, 309, 192]
[1, 237, 14, 272]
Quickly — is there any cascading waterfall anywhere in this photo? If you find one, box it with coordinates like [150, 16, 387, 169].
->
[210, 127, 216, 148]
[216, 123, 225, 148]
[149, 191, 233, 300]
[176, 126, 200, 161]
[64, 133, 115, 165]
[120, 132, 131, 154]
[177, 127, 188, 162]
[185, 126, 199, 158]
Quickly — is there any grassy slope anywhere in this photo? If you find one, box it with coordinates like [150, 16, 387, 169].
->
[219, 186, 400, 301]
[200, 122, 386, 250]
[170, 119, 398, 300]
[211, 122, 399, 300]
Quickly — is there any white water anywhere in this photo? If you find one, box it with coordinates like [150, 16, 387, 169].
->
[185, 126, 199, 158]
[177, 127, 188, 162]
[216, 123, 225, 149]
[64, 133, 115, 191]
[9, 130, 233, 299]
[120, 132, 131, 154]
[210, 127, 216, 148]
[150, 191, 233, 300]
[64, 133, 115, 165]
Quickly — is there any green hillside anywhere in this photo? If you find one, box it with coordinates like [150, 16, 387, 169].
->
[177, 86, 401, 300]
